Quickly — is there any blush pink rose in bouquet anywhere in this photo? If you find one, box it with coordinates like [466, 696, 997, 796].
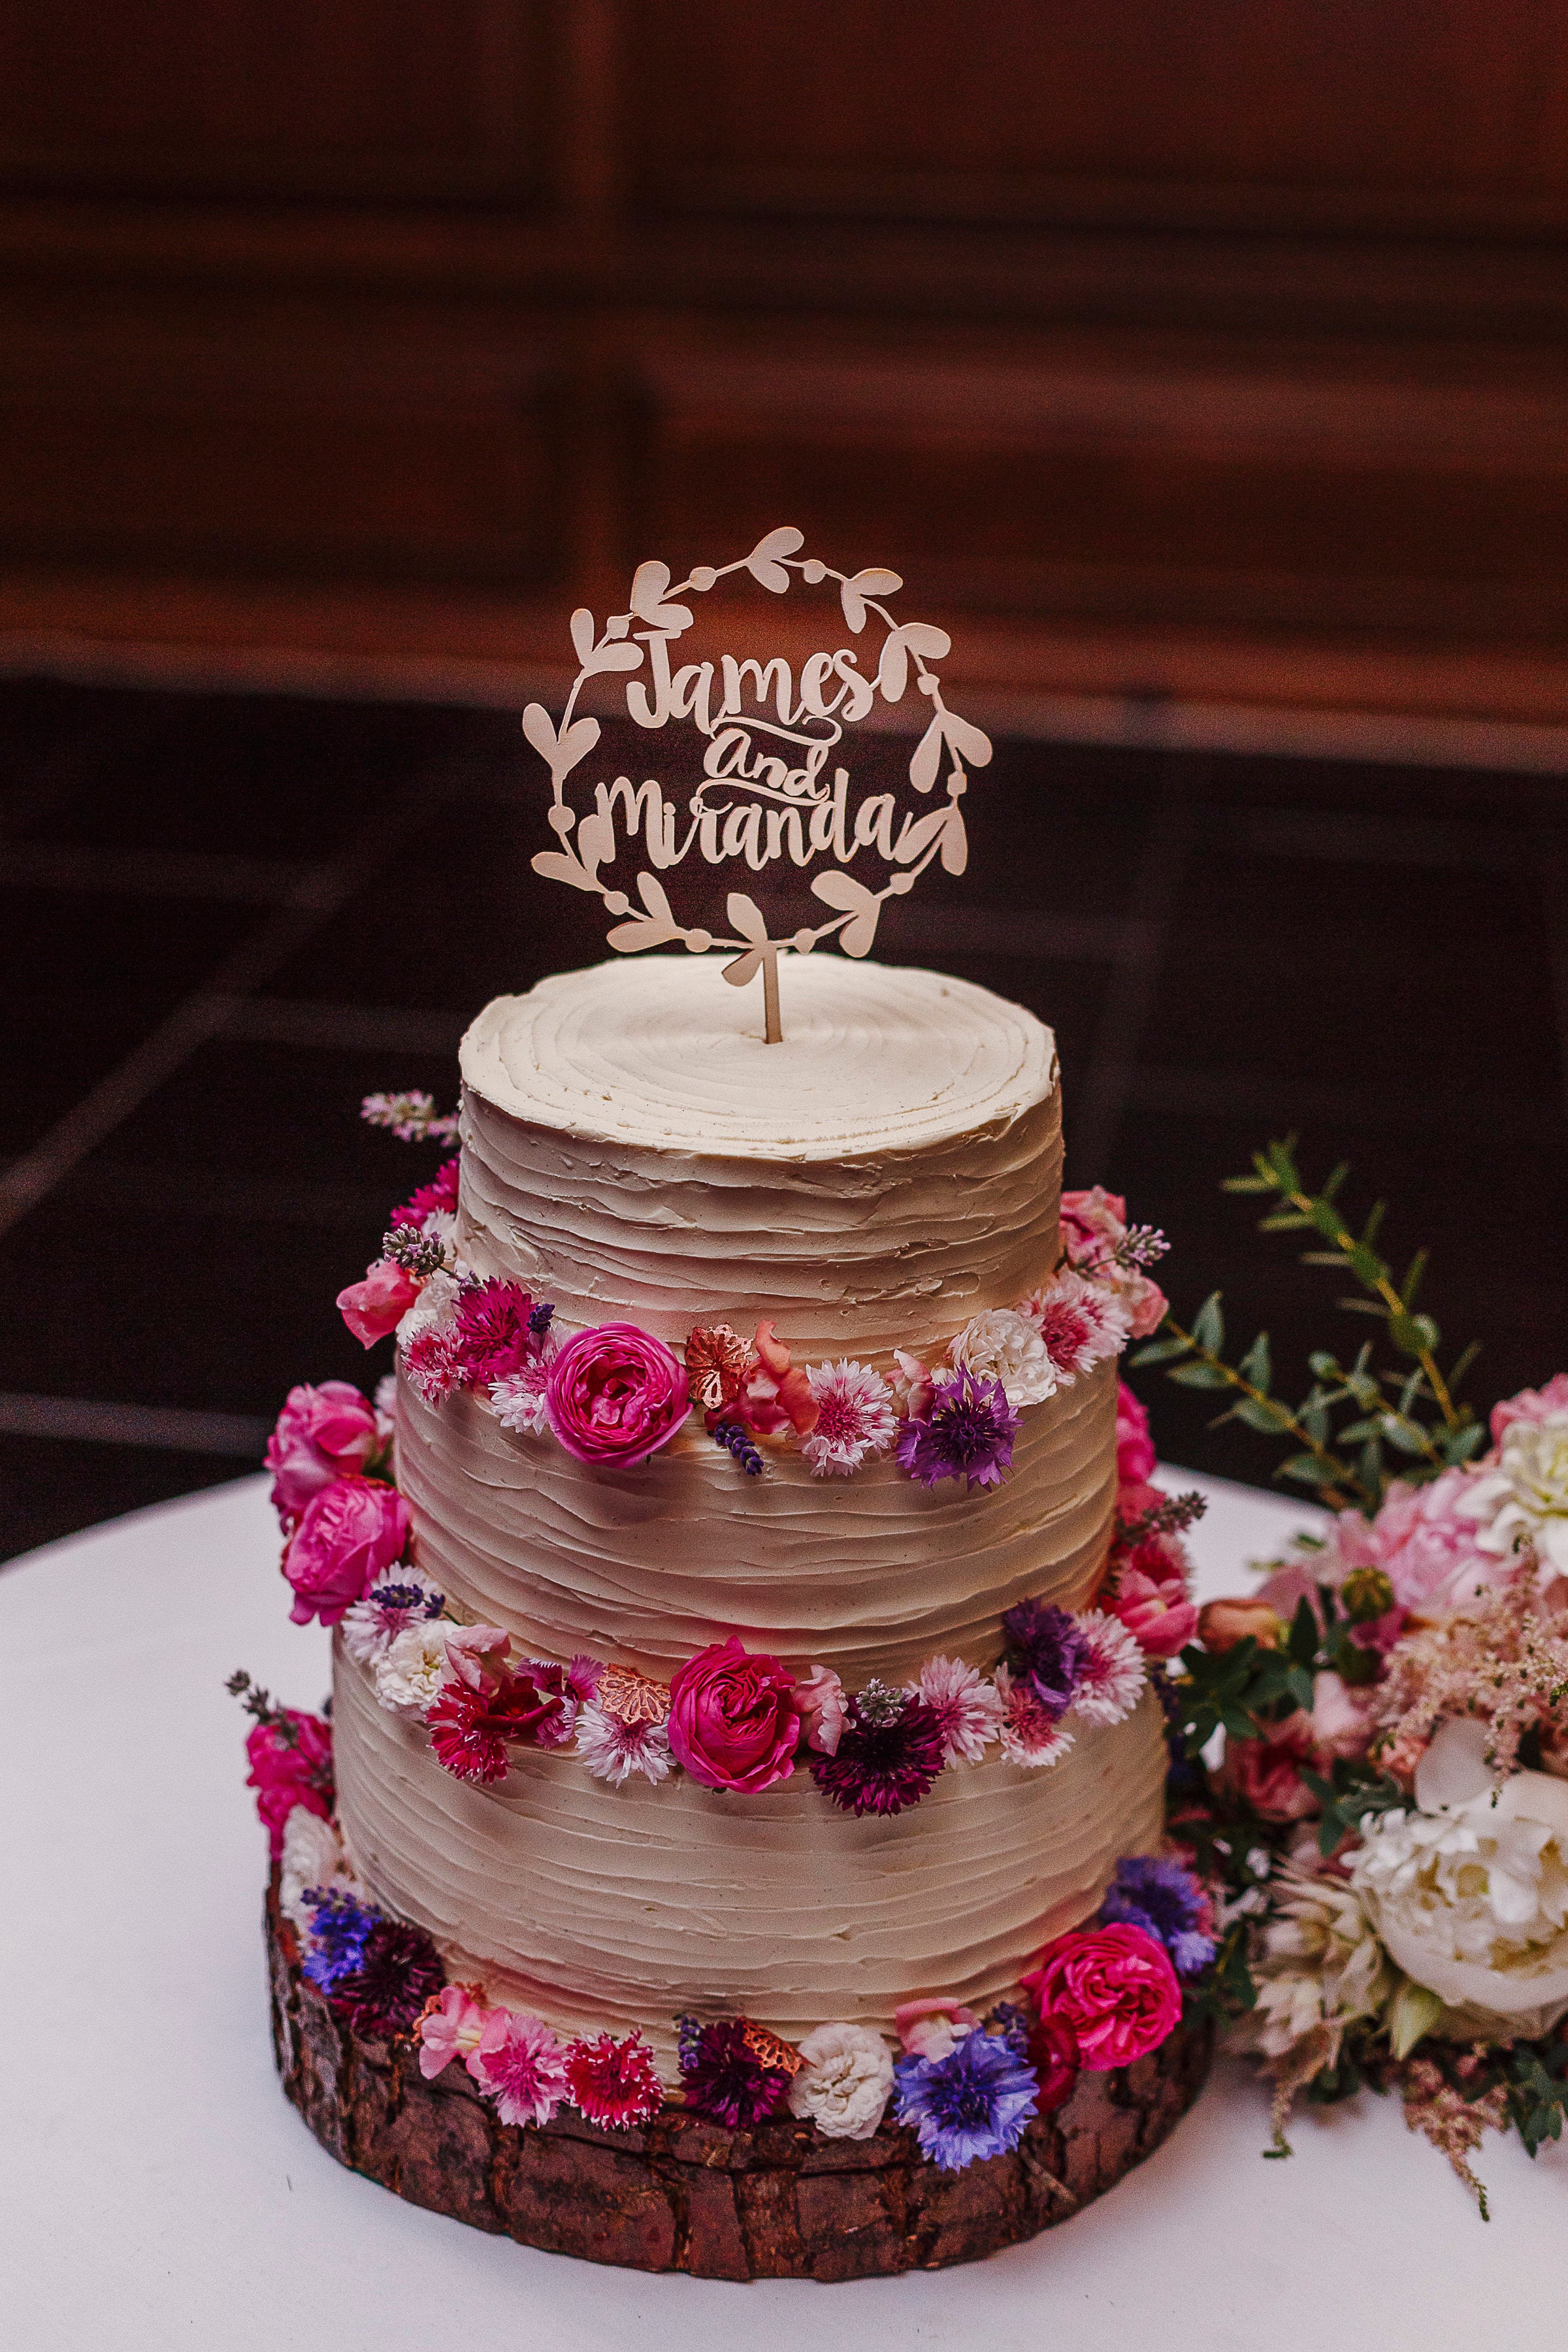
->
[1328, 1465, 1505, 1614]
[545, 1322, 691, 1465]
[337, 1258, 421, 1347]
[666, 1635, 802, 1793]
[1218, 1707, 1320, 1821]
[266, 1381, 382, 1521]
[244, 1710, 333, 1857]
[1022, 1921, 1181, 2070]
[282, 1475, 411, 1627]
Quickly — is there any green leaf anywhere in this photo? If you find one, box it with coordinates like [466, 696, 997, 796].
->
[1129, 1335, 1191, 1365]
[1260, 1211, 1314, 1232]
[1334, 1296, 1388, 1316]
[1232, 1395, 1290, 1433]
[1288, 1595, 1320, 1667]
[1285, 1663, 1316, 1712]
[1443, 1422, 1488, 1465]
[1168, 1360, 1233, 1391]
[1237, 1331, 1272, 1391]
[1380, 1413, 1431, 1456]
[1401, 1249, 1428, 1306]
[1222, 1173, 1275, 1194]
[1309, 1351, 1340, 1380]
[1191, 1292, 1224, 1355]
[1277, 1451, 1335, 1487]
[1346, 1243, 1389, 1288]
[1309, 1198, 1346, 1241]
[1447, 1341, 1480, 1394]
[1323, 1162, 1350, 1201]
[1302, 1398, 1330, 1443]
[1360, 1198, 1384, 1245]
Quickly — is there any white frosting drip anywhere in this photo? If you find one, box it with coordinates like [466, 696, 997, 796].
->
[331, 956, 1166, 2053]
[334, 1636, 1167, 2069]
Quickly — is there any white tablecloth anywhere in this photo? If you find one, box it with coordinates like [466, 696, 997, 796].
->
[3, 1469, 1564, 2349]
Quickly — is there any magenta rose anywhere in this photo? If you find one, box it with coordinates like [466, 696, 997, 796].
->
[282, 1474, 411, 1627]
[244, 1710, 333, 1858]
[337, 1258, 421, 1347]
[266, 1380, 382, 1521]
[667, 1635, 802, 1793]
[1115, 1380, 1157, 1490]
[545, 1322, 690, 1466]
[1022, 1921, 1181, 2070]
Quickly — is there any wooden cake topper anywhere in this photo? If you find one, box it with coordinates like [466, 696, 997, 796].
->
[522, 529, 991, 1041]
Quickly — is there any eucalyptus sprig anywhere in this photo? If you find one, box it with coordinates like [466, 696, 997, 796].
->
[1132, 1136, 1485, 1513]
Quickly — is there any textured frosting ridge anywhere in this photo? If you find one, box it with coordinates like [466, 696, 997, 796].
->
[331, 954, 1164, 2053]
[456, 956, 1062, 1359]
[335, 1638, 1168, 2069]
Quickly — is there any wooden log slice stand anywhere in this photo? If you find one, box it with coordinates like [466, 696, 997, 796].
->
[267, 1881, 1213, 2281]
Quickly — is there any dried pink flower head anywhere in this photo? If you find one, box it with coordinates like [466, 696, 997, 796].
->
[1021, 1270, 1131, 1384]
[1070, 1610, 1147, 1727]
[994, 1663, 1074, 1768]
[801, 1359, 897, 1477]
[909, 1655, 1004, 1764]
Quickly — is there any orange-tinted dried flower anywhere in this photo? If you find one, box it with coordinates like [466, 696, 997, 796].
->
[596, 1665, 672, 1726]
[684, 1322, 750, 1415]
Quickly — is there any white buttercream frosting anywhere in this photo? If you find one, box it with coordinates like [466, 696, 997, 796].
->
[331, 954, 1166, 2053]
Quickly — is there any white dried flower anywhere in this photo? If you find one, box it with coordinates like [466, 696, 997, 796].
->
[948, 1308, 1058, 1409]
[1230, 1860, 1394, 2076]
[787, 2022, 894, 2140]
[1069, 1610, 1147, 1727]
[576, 1700, 673, 1786]
[373, 1622, 453, 1717]
[908, 1655, 1003, 1763]
[279, 1810, 358, 1935]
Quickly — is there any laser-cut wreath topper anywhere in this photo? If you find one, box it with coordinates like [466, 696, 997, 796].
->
[522, 526, 990, 1041]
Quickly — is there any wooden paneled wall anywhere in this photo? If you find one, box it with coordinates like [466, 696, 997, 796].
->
[1, 1, 1565, 732]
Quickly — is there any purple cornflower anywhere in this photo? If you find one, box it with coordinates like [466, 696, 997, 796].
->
[1100, 1855, 1217, 1977]
[895, 1365, 1019, 1492]
[300, 1889, 381, 1993]
[809, 1688, 947, 1816]
[1000, 1599, 1087, 1718]
[892, 2028, 1039, 2170]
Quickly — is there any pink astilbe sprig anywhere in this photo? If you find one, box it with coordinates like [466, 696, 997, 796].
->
[801, 1358, 898, 1477]
[469, 2010, 570, 2128]
[1070, 1610, 1148, 1727]
[564, 2031, 664, 2129]
[909, 1655, 1004, 1764]
[361, 1090, 459, 1145]
[1022, 1271, 1131, 1383]
[1372, 1575, 1568, 1784]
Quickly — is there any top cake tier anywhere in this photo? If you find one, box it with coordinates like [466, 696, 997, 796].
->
[457, 956, 1061, 1360]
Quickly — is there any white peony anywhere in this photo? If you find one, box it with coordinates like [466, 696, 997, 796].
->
[1457, 1414, 1568, 1576]
[787, 2023, 894, 2140]
[947, 1308, 1058, 1408]
[279, 1808, 359, 1934]
[373, 1622, 453, 1717]
[1347, 1765, 1568, 2033]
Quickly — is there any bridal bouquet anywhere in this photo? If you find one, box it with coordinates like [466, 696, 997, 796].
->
[1137, 1138, 1568, 2212]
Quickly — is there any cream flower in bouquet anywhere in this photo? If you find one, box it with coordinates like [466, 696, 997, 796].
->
[1347, 1718, 1568, 2038]
[1458, 1411, 1568, 1580]
[1232, 1859, 1395, 2085]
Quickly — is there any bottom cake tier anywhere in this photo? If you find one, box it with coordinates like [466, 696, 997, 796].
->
[267, 1876, 1213, 2281]
[331, 1635, 1169, 2064]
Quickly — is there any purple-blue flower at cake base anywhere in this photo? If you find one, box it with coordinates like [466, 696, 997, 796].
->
[1000, 1597, 1088, 1717]
[892, 2027, 1039, 2170]
[895, 1365, 1019, 1492]
[1100, 1855, 1217, 1976]
[299, 1889, 382, 1992]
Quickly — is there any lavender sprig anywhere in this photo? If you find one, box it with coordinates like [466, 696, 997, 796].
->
[380, 1222, 449, 1277]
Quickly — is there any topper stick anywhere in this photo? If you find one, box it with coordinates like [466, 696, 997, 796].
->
[761, 942, 782, 1045]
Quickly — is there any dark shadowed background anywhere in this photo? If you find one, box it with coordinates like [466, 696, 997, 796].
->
[1, 4, 1565, 1556]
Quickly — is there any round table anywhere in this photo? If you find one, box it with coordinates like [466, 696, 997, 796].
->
[3, 1470, 1563, 2348]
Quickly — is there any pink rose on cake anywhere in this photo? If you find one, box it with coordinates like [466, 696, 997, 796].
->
[337, 1258, 422, 1347]
[266, 1381, 384, 1522]
[244, 1708, 333, 1857]
[545, 1322, 691, 1465]
[1102, 1533, 1198, 1659]
[1022, 1921, 1181, 2070]
[282, 1475, 412, 1627]
[667, 1635, 802, 1793]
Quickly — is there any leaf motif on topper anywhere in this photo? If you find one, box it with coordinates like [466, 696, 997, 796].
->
[519, 529, 990, 1040]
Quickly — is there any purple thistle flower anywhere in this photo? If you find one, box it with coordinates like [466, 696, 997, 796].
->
[299, 1889, 381, 1993]
[892, 2028, 1039, 2170]
[678, 2019, 792, 2128]
[809, 1690, 947, 1816]
[1100, 1855, 1217, 1977]
[896, 1365, 1019, 1492]
[1000, 1598, 1088, 1719]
